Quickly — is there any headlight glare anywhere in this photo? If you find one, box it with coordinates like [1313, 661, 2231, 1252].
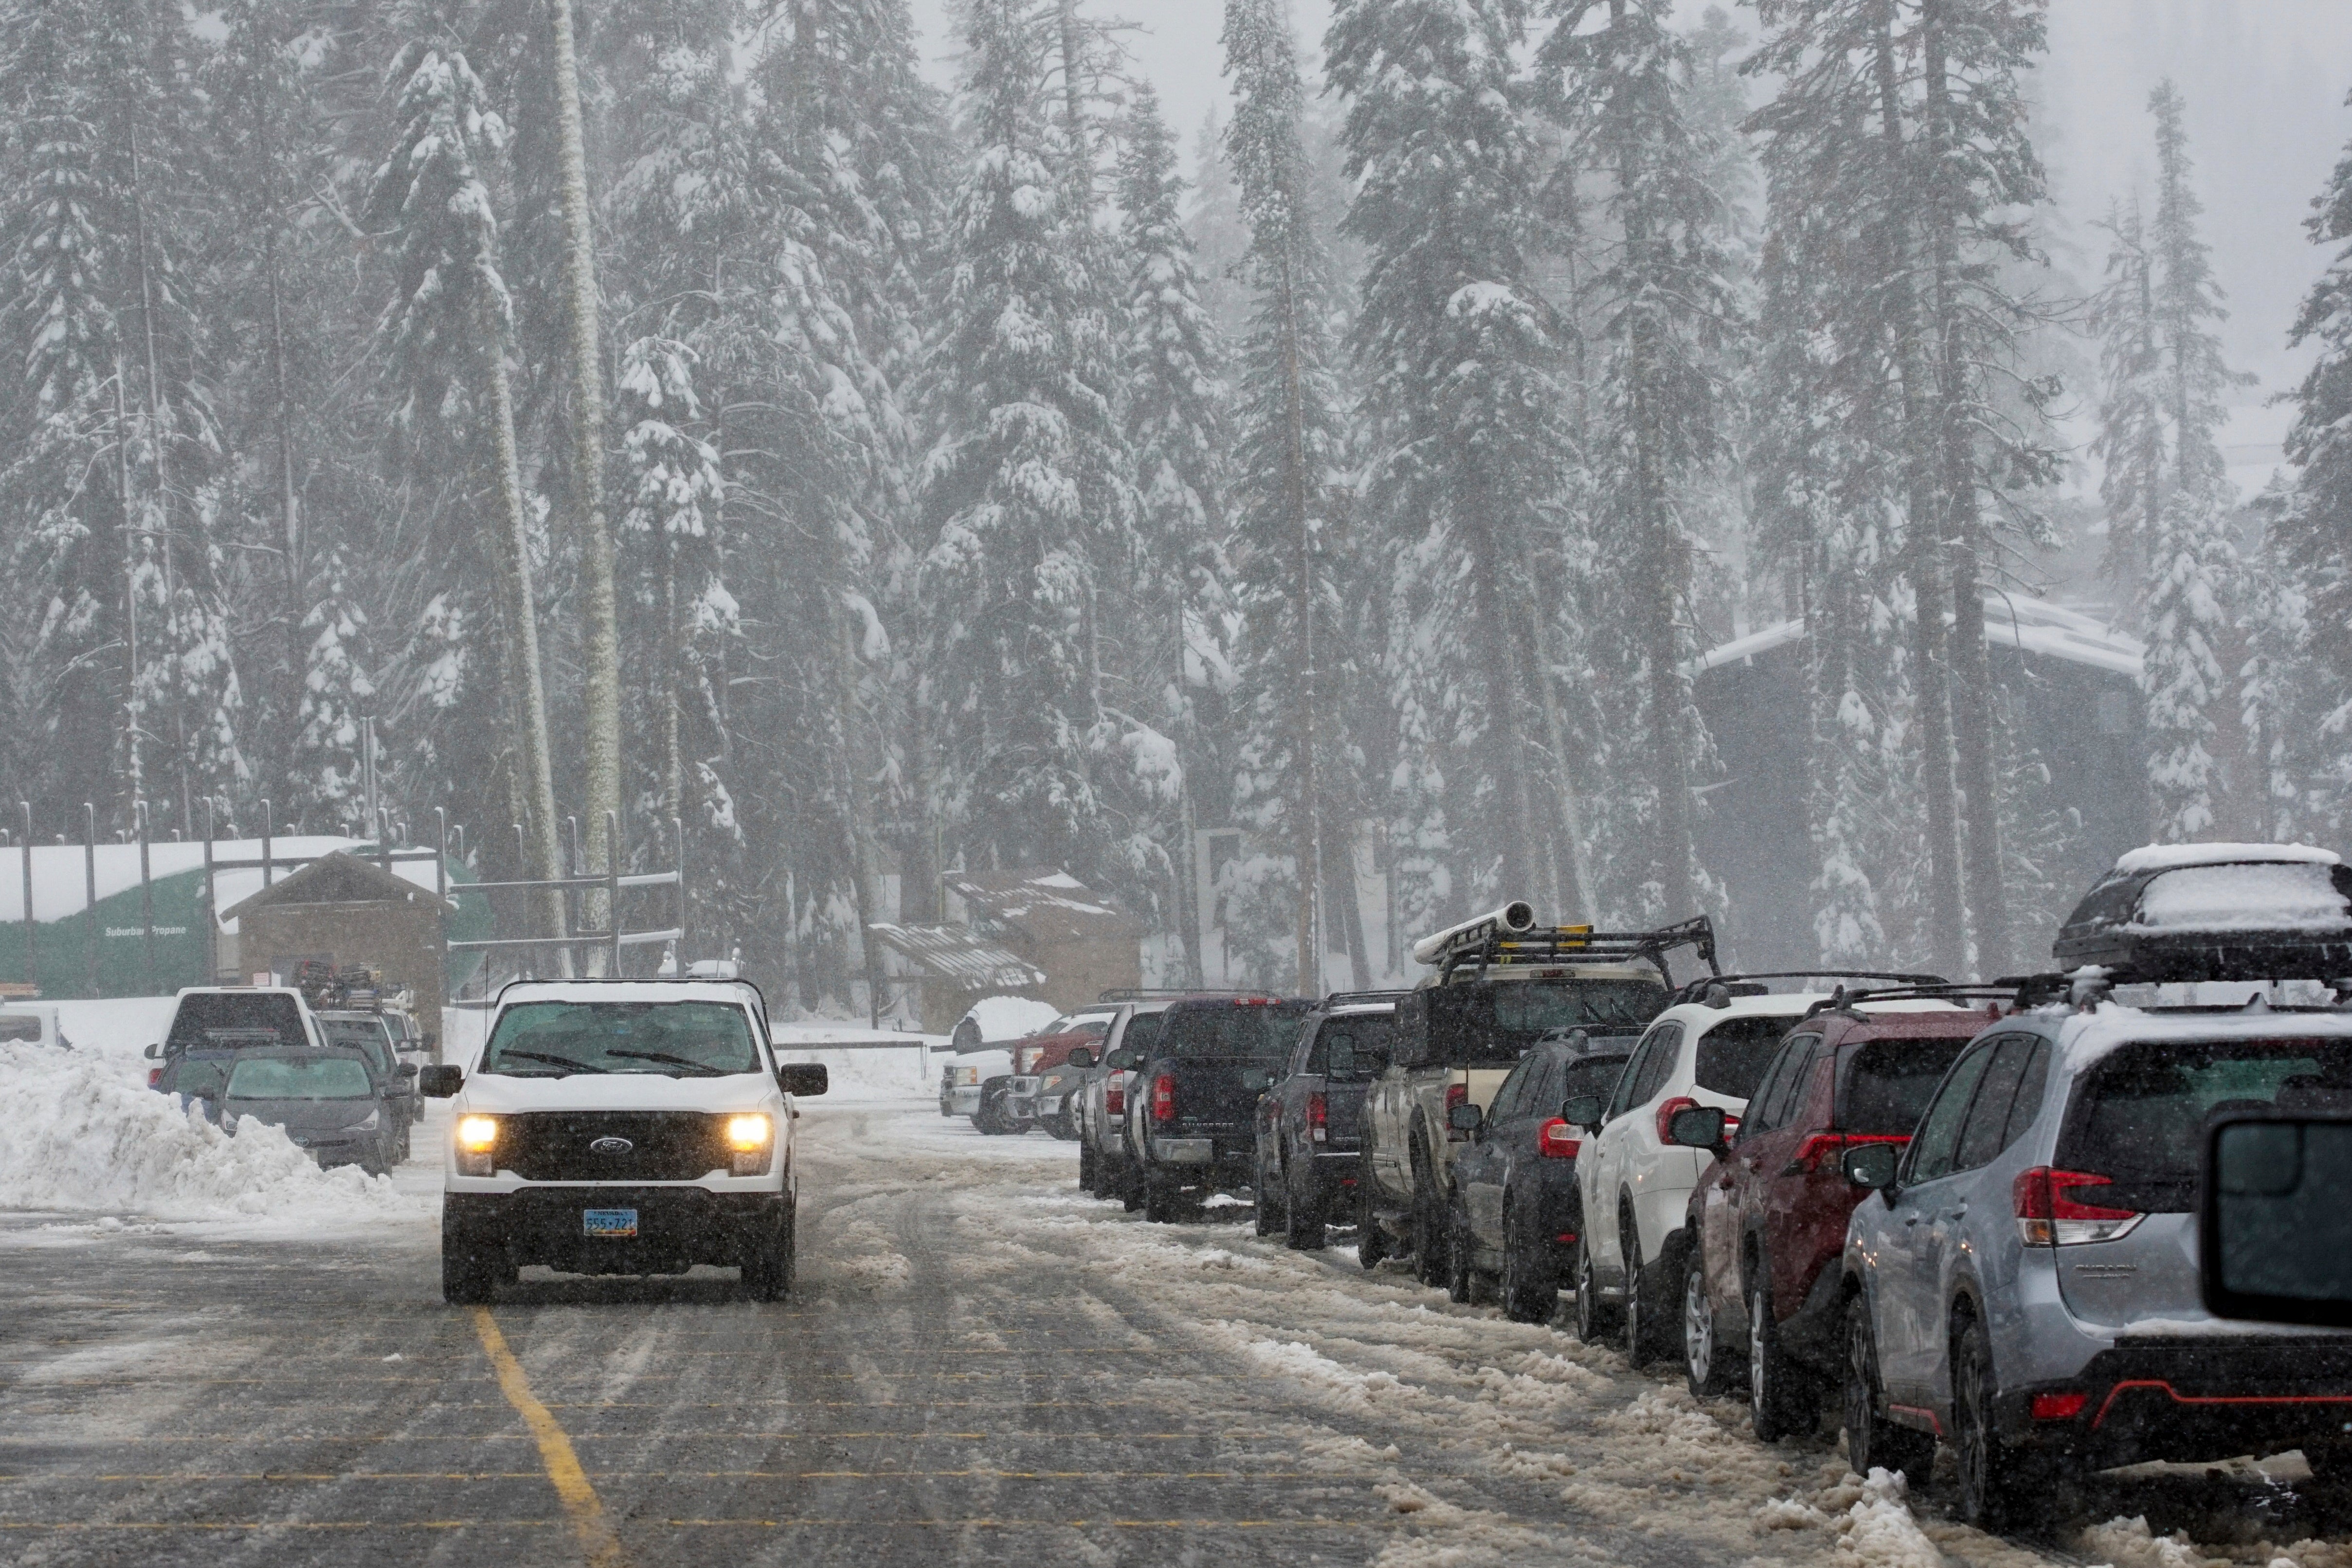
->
[457, 1115, 500, 1152]
[725, 1114, 772, 1152]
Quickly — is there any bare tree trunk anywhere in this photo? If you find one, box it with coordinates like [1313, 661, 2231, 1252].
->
[548, 0, 620, 963]
[481, 305, 566, 945]
[264, 222, 308, 794]
[127, 132, 191, 837]
[1279, 252, 1320, 997]
[1873, 0, 1967, 977]
[113, 360, 144, 824]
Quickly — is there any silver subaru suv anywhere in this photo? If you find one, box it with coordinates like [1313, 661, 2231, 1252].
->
[1838, 847, 2352, 1529]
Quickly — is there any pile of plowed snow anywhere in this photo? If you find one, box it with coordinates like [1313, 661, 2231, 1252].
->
[0, 1044, 428, 1226]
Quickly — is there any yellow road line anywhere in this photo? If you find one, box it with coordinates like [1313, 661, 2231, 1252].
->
[470, 1307, 628, 1568]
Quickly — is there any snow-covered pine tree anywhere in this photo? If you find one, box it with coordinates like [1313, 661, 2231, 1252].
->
[1115, 82, 1234, 983]
[2092, 196, 2165, 627]
[365, 17, 564, 932]
[2140, 80, 2250, 844]
[915, 0, 1137, 897]
[1185, 110, 1254, 347]
[288, 546, 374, 832]
[1539, 0, 1737, 924]
[1325, 0, 1574, 936]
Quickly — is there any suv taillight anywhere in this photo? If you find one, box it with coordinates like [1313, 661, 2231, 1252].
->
[1151, 1072, 1176, 1124]
[1791, 1131, 1909, 1174]
[1105, 1078, 1125, 1116]
[1538, 1118, 1579, 1159]
[2013, 1167, 2142, 1246]
[1307, 1091, 1328, 1143]
[147, 1067, 163, 1089]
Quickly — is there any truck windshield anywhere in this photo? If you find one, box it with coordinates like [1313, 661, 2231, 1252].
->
[1159, 1003, 1313, 1059]
[226, 1055, 374, 1099]
[481, 1001, 762, 1077]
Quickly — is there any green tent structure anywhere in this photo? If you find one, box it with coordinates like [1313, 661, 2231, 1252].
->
[0, 836, 488, 999]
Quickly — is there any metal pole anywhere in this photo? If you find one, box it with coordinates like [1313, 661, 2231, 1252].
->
[378, 806, 392, 874]
[435, 808, 449, 906]
[202, 796, 216, 985]
[566, 816, 582, 977]
[260, 798, 273, 889]
[361, 715, 376, 839]
[673, 816, 686, 969]
[83, 803, 96, 994]
[19, 802, 35, 993]
[136, 798, 155, 993]
[606, 810, 621, 977]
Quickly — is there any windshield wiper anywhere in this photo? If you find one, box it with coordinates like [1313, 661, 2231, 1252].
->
[604, 1049, 727, 1076]
[494, 1049, 608, 1074]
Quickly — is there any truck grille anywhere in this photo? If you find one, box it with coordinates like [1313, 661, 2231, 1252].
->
[498, 1112, 730, 1182]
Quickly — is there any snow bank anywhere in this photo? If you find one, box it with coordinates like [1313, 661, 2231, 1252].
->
[772, 1030, 937, 1099]
[2077, 1514, 2219, 1568]
[0, 1043, 426, 1226]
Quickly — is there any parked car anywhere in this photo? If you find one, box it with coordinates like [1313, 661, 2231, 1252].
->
[1123, 995, 1315, 1221]
[1013, 1056, 1091, 1139]
[998, 1008, 1117, 1133]
[1446, 1027, 1638, 1320]
[1571, 971, 1941, 1362]
[941, 1046, 1016, 1127]
[319, 1009, 423, 1162]
[220, 1045, 401, 1175]
[1078, 998, 1179, 1203]
[146, 987, 327, 1100]
[0, 1003, 70, 1049]
[1839, 849, 2352, 1527]
[1675, 990, 1988, 1433]
[1254, 994, 1401, 1250]
[1361, 911, 1706, 1284]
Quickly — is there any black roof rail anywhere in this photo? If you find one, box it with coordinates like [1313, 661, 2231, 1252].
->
[1667, 970, 1946, 1008]
[1094, 987, 1264, 1003]
[1319, 988, 1411, 1009]
[1795, 976, 2065, 1022]
[1435, 914, 1720, 989]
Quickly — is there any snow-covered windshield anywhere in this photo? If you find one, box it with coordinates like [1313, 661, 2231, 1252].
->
[225, 1055, 373, 1100]
[480, 1002, 762, 1078]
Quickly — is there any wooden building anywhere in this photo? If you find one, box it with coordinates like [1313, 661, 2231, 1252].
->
[219, 852, 456, 1046]
[944, 870, 1142, 1017]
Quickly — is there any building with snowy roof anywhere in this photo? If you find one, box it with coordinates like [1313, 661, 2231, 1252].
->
[0, 836, 486, 1001]
[943, 869, 1143, 1016]
[1688, 593, 2149, 970]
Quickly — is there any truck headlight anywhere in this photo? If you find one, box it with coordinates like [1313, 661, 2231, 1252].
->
[348, 1109, 380, 1132]
[725, 1113, 773, 1176]
[456, 1114, 499, 1177]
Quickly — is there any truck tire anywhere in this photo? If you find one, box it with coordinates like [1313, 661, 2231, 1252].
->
[741, 1201, 796, 1302]
[1357, 1179, 1388, 1271]
[1143, 1169, 1180, 1224]
[1079, 1141, 1096, 1192]
[441, 1221, 511, 1305]
[1446, 1194, 1478, 1304]
[1410, 1141, 1449, 1287]
[1284, 1154, 1327, 1251]
[1121, 1159, 1145, 1212]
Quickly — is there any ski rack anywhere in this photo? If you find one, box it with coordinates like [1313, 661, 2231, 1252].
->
[1432, 915, 1719, 990]
[1667, 970, 1947, 1009]
[1799, 975, 2072, 1022]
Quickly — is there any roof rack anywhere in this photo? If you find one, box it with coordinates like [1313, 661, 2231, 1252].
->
[1433, 915, 1720, 989]
[1319, 988, 1411, 1009]
[1667, 970, 1946, 1009]
[1798, 976, 2068, 1022]
[1094, 987, 1263, 1003]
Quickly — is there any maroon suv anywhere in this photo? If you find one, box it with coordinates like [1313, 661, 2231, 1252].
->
[1678, 1000, 1989, 1436]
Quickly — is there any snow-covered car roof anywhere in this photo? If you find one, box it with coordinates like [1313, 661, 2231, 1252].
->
[2112, 842, 2340, 876]
[2053, 998, 2352, 1075]
[490, 978, 769, 1017]
[1654, 992, 1833, 1029]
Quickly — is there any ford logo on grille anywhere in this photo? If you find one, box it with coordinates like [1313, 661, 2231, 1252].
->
[589, 1136, 634, 1155]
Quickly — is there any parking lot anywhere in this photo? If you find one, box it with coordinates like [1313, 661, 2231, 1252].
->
[0, 1094, 2340, 1568]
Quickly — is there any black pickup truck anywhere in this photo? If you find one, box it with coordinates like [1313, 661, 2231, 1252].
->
[1122, 995, 1315, 1223]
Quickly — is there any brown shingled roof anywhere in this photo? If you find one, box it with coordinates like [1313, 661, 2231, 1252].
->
[946, 869, 1141, 944]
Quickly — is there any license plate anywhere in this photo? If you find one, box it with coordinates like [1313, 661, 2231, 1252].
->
[582, 1208, 638, 1238]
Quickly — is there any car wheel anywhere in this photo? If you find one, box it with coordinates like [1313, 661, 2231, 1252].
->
[1356, 1178, 1388, 1271]
[441, 1226, 507, 1306]
[1079, 1141, 1096, 1192]
[1284, 1154, 1327, 1251]
[1410, 1142, 1449, 1287]
[1253, 1156, 1278, 1238]
[1574, 1233, 1620, 1343]
[1049, 1111, 1080, 1141]
[1685, 1248, 1736, 1397]
[1952, 1315, 2055, 1529]
[1748, 1271, 1812, 1442]
[1121, 1159, 1144, 1212]
[1143, 1171, 1180, 1224]
[1843, 1293, 1933, 1481]
[1499, 1196, 1556, 1324]
[1446, 1194, 1477, 1304]
[1622, 1213, 1655, 1366]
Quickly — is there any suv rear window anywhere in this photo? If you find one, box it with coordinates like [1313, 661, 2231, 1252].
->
[1158, 1002, 1313, 1059]
[1694, 1017, 1794, 1099]
[2058, 1036, 2352, 1212]
[482, 1001, 762, 1077]
[1839, 1037, 1975, 1135]
[1559, 1053, 1630, 1105]
[167, 993, 308, 1054]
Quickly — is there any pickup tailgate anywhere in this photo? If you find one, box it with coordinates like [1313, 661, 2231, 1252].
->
[1162, 1057, 1284, 1136]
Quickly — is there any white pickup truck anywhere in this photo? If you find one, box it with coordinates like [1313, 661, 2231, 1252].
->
[419, 977, 828, 1303]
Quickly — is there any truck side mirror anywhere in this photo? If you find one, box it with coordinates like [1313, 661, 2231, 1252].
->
[1666, 1104, 1726, 1150]
[1561, 1095, 1603, 1131]
[1065, 1046, 1095, 1069]
[1106, 1047, 1140, 1071]
[1842, 1141, 1900, 1195]
[2202, 1114, 2352, 1326]
[144, 1043, 161, 1060]
[417, 1065, 464, 1098]
[1447, 1101, 1483, 1134]
[778, 1063, 830, 1097]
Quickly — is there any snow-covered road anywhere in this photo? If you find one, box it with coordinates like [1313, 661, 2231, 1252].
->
[0, 1089, 2346, 1566]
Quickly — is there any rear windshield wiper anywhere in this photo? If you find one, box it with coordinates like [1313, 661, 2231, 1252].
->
[604, 1049, 727, 1076]
[492, 1049, 608, 1074]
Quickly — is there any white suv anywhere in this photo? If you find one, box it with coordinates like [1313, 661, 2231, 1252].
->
[1572, 990, 1822, 1358]
[419, 978, 827, 1303]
